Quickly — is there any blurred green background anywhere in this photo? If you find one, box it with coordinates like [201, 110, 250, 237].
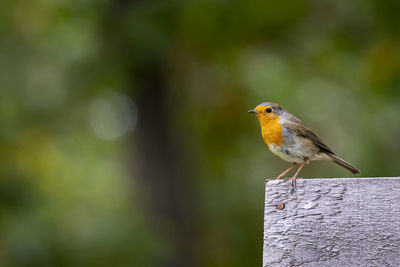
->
[1, 0, 400, 266]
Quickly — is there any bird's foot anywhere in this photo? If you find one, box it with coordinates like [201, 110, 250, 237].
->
[291, 178, 296, 193]
[283, 177, 303, 181]
[289, 177, 303, 193]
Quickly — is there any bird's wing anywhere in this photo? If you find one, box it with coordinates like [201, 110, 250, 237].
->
[284, 122, 334, 154]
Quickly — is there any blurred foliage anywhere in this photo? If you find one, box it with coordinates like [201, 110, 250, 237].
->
[0, 0, 400, 266]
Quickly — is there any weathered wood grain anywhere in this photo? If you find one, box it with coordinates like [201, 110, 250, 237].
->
[263, 177, 400, 267]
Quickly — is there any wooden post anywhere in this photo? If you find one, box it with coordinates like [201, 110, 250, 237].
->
[263, 177, 400, 267]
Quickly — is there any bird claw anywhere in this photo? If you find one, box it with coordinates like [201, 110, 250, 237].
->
[283, 177, 303, 180]
[291, 178, 296, 192]
[290, 177, 303, 192]
[265, 177, 303, 191]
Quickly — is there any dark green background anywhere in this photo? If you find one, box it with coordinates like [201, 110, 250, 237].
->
[1, 0, 400, 266]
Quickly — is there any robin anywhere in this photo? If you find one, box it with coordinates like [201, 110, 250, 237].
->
[248, 102, 360, 190]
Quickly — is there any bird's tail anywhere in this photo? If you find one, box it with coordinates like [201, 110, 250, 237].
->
[329, 154, 360, 175]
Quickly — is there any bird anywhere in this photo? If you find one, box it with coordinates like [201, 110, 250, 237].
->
[248, 102, 360, 190]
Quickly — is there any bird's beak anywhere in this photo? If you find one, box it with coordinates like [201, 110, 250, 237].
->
[248, 110, 259, 114]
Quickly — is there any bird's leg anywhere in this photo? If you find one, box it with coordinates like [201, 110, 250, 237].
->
[275, 163, 297, 180]
[290, 160, 306, 191]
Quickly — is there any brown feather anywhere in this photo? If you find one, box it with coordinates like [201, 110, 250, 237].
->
[329, 154, 360, 174]
[284, 122, 360, 174]
[284, 123, 334, 154]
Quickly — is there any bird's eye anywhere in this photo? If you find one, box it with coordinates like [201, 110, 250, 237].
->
[266, 108, 272, 113]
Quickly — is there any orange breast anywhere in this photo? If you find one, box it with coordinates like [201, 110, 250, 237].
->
[259, 116, 284, 146]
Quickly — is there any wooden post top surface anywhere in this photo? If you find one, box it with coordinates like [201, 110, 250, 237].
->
[263, 177, 400, 267]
